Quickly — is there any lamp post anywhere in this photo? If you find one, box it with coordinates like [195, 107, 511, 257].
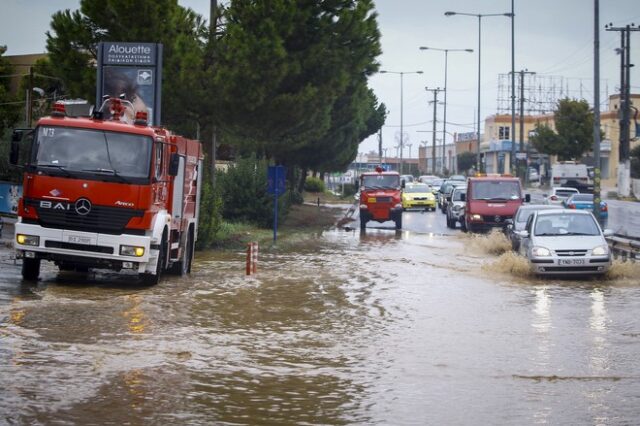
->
[419, 46, 473, 175]
[380, 70, 424, 174]
[445, 11, 513, 172]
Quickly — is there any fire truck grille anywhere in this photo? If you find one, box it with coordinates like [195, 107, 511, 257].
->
[482, 215, 510, 225]
[27, 199, 144, 235]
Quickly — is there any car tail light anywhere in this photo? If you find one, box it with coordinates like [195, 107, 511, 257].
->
[601, 204, 608, 212]
[550, 195, 557, 201]
[568, 204, 576, 209]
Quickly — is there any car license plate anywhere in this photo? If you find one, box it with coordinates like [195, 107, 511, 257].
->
[559, 259, 585, 265]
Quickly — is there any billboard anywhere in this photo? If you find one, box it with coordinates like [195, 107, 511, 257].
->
[96, 42, 163, 125]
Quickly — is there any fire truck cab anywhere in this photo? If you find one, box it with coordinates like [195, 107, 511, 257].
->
[10, 99, 203, 284]
[358, 167, 403, 230]
[462, 175, 530, 233]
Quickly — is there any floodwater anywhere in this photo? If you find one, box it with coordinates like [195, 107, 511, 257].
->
[1, 212, 640, 425]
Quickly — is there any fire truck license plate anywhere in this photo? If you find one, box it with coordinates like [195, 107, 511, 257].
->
[66, 234, 93, 245]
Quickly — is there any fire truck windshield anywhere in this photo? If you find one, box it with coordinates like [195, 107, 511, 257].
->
[471, 180, 521, 200]
[34, 126, 152, 179]
[362, 174, 400, 189]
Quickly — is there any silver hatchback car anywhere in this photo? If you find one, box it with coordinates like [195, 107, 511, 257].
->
[517, 209, 612, 275]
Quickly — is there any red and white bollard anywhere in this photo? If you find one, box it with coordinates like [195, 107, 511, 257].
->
[246, 242, 258, 275]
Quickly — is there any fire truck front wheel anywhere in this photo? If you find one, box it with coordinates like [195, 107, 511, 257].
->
[22, 258, 41, 281]
[141, 231, 167, 286]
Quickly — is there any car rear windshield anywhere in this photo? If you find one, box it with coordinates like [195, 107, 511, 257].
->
[556, 189, 578, 197]
[362, 174, 400, 189]
[471, 180, 521, 200]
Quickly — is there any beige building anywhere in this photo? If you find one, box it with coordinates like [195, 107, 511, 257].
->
[481, 94, 639, 186]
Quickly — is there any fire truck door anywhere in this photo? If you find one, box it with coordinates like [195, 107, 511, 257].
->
[172, 156, 185, 221]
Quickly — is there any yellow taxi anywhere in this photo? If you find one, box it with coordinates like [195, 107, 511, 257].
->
[401, 183, 437, 211]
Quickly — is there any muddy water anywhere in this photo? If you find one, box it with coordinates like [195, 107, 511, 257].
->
[1, 224, 640, 424]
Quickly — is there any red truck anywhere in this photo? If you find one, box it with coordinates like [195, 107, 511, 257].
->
[462, 175, 530, 233]
[358, 167, 403, 230]
[9, 98, 203, 284]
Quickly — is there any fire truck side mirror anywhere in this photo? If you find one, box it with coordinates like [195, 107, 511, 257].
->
[168, 153, 181, 176]
[460, 193, 466, 202]
[9, 130, 23, 165]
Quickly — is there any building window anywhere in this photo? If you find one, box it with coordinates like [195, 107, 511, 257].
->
[498, 126, 510, 140]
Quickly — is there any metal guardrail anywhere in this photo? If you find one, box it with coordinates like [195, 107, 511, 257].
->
[607, 235, 640, 261]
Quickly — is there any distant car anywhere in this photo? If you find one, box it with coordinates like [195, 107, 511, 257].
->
[543, 187, 579, 205]
[505, 204, 560, 251]
[418, 175, 438, 184]
[448, 174, 466, 182]
[400, 174, 415, 185]
[402, 183, 436, 211]
[528, 168, 539, 182]
[446, 186, 467, 229]
[563, 193, 608, 219]
[430, 178, 444, 194]
[438, 180, 465, 213]
[517, 209, 612, 275]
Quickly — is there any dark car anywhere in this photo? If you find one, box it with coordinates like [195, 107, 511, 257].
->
[438, 180, 465, 213]
[505, 204, 559, 251]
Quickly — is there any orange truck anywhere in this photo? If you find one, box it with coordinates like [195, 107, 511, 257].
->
[9, 98, 203, 284]
[462, 175, 530, 233]
[358, 167, 403, 230]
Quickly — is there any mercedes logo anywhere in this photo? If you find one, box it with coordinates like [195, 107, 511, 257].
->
[494, 215, 502, 223]
[74, 198, 92, 215]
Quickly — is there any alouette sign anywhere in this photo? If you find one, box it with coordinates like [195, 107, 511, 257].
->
[102, 42, 157, 66]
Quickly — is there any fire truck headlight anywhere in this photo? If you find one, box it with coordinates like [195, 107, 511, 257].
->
[16, 234, 39, 246]
[120, 245, 145, 257]
[471, 214, 482, 221]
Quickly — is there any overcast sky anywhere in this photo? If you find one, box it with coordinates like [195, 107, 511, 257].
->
[2, 0, 638, 156]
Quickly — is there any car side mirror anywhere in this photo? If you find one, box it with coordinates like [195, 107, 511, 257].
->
[524, 194, 531, 203]
[505, 218, 513, 226]
[401, 180, 406, 188]
[516, 230, 529, 238]
[603, 229, 614, 237]
[168, 153, 181, 176]
[446, 196, 451, 202]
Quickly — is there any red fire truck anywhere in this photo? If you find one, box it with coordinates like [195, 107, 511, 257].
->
[358, 167, 403, 230]
[462, 174, 530, 233]
[9, 98, 203, 284]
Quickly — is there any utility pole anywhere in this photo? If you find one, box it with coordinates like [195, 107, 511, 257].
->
[593, 0, 602, 223]
[378, 127, 383, 164]
[210, 0, 219, 187]
[515, 69, 535, 181]
[606, 22, 639, 197]
[26, 66, 33, 127]
[425, 87, 442, 174]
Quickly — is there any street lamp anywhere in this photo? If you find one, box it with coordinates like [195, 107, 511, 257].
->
[419, 46, 473, 175]
[445, 11, 513, 172]
[380, 70, 424, 174]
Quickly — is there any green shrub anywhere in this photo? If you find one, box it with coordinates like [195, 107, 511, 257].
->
[195, 168, 223, 249]
[341, 183, 357, 197]
[304, 176, 325, 193]
[217, 156, 289, 228]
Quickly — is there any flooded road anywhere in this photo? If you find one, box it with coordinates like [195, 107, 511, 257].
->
[2, 210, 640, 425]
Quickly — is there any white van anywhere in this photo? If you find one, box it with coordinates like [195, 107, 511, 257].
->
[551, 162, 591, 189]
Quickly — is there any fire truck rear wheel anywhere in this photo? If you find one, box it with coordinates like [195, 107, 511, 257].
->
[22, 258, 41, 281]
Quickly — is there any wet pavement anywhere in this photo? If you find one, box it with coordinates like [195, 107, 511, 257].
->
[1, 210, 640, 424]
